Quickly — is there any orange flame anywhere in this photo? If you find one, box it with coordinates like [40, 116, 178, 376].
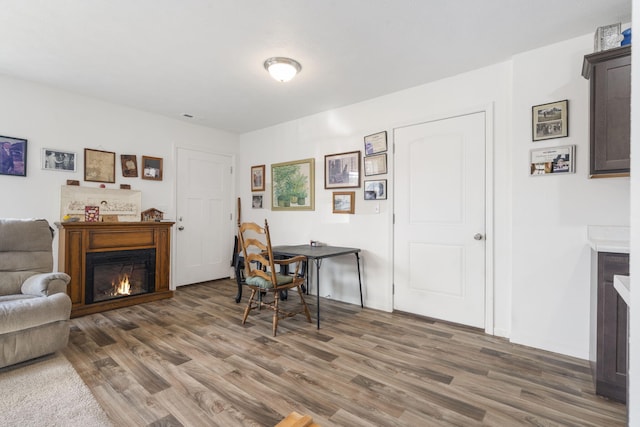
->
[115, 274, 131, 295]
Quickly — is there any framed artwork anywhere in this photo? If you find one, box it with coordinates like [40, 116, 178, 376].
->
[324, 150, 360, 189]
[532, 100, 568, 141]
[252, 194, 263, 209]
[142, 156, 163, 181]
[530, 145, 576, 176]
[332, 191, 355, 214]
[271, 158, 315, 211]
[84, 148, 115, 183]
[364, 131, 387, 156]
[42, 148, 76, 172]
[364, 153, 387, 176]
[251, 164, 265, 191]
[364, 179, 387, 200]
[120, 154, 138, 177]
[0, 135, 27, 177]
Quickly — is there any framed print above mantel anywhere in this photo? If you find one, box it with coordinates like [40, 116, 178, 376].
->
[324, 150, 360, 189]
[142, 156, 163, 181]
[532, 100, 568, 141]
[43, 148, 76, 172]
[0, 135, 27, 177]
[84, 148, 115, 183]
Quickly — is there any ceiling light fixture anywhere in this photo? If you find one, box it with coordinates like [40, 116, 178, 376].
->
[263, 57, 302, 82]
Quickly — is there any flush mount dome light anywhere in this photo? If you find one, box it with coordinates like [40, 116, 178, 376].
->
[264, 57, 302, 82]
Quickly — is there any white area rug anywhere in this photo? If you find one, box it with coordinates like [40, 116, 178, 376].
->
[0, 352, 112, 426]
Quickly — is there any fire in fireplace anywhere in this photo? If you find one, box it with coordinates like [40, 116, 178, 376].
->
[85, 248, 156, 304]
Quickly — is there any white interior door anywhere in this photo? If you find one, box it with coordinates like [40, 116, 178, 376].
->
[393, 112, 486, 328]
[175, 148, 233, 287]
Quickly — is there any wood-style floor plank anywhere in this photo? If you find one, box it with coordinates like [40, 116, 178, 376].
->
[62, 279, 626, 426]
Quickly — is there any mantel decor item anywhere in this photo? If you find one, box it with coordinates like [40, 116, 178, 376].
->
[594, 23, 622, 52]
[364, 131, 387, 156]
[324, 150, 360, 189]
[251, 164, 265, 191]
[141, 208, 164, 222]
[530, 145, 576, 176]
[271, 158, 315, 211]
[84, 148, 115, 183]
[332, 191, 355, 214]
[142, 156, 163, 181]
[0, 135, 27, 177]
[42, 148, 76, 172]
[532, 100, 568, 141]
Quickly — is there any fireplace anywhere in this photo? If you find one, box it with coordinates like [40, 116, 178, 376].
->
[85, 249, 156, 304]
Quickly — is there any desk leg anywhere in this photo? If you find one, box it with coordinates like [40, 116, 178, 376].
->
[315, 259, 321, 329]
[355, 253, 363, 308]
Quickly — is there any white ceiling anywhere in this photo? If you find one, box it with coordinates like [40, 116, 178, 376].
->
[0, 1, 631, 134]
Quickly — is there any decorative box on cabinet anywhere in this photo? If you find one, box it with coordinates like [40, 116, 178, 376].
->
[591, 251, 628, 403]
[582, 45, 631, 178]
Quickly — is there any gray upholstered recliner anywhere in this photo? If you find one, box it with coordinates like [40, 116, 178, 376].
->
[0, 218, 72, 368]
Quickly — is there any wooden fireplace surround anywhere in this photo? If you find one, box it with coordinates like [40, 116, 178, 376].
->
[58, 221, 174, 317]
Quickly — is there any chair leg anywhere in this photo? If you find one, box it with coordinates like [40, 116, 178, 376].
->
[297, 285, 312, 323]
[242, 289, 256, 325]
[272, 293, 279, 336]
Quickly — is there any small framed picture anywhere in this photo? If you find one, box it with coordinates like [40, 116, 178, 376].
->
[252, 194, 263, 209]
[84, 148, 115, 183]
[0, 135, 27, 177]
[532, 100, 568, 141]
[333, 191, 355, 214]
[530, 145, 575, 176]
[142, 156, 163, 181]
[251, 164, 265, 191]
[364, 179, 387, 200]
[42, 148, 76, 172]
[364, 153, 387, 176]
[364, 131, 387, 156]
[325, 150, 361, 189]
[120, 154, 138, 177]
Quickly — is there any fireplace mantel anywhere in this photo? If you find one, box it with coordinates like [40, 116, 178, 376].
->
[58, 221, 174, 317]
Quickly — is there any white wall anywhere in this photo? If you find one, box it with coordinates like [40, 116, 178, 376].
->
[239, 33, 630, 360]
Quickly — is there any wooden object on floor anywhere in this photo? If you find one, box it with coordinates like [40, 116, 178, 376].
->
[276, 411, 319, 427]
[58, 221, 174, 317]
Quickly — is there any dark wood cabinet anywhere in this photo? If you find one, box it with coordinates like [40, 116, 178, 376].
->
[593, 252, 628, 403]
[582, 45, 631, 178]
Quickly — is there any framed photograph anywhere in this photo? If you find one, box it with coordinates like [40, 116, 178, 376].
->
[530, 145, 575, 176]
[252, 194, 263, 209]
[364, 179, 387, 200]
[332, 191, 355, 214]
[142, 156, 163, 181]
[532, 100, 568, 141]
[271, 158, 315, 211]
[120, 154, 138, 177]
[42, 148, 76, 172]
[325, 150, 360, 189]
[0, 135, 27, 177]
[251, 164, 265, 191]
[364, 131, 387, 156]
[84, 148, 115, 183]
[364, 153, 387, 176]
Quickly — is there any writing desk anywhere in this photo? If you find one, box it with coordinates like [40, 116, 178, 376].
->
[271, 245, 363, 329]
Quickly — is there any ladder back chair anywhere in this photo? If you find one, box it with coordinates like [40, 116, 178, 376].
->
[238, 220, 311, 336]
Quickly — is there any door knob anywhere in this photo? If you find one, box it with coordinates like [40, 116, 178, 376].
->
[178, 226, 185, 231]
[474, 233, 483, 241]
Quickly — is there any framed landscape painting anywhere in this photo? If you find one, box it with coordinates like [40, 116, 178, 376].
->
[271, 158, 315, 211]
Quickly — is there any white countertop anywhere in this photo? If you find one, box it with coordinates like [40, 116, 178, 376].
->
[587, 225, 630, 254]
[614, 275, 630, 305]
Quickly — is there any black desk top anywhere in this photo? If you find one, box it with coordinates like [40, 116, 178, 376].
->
[271, 244, 360, 259]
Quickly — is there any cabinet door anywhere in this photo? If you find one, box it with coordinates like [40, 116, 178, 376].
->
[591, 54, 631, 176]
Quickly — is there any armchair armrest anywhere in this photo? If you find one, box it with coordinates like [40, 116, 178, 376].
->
[21, 272, 71, 297]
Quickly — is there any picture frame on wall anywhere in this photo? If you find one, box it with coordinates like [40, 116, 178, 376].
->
[271, 158, 315, 211]
[332, 191, 355, 214]
[252, 194, 263, 209]
[84, 148, 115, 183]
[251, 164, 265, 191]
[364, 179, 387, 200]
[364, 153, 387, 176]
[42, 148, 76, 172]
[0, 135, 27, 177]
[120, 154, 138, 177]
[364, 131, 387, 156]
[142, 156, 163, 181]
[324, 150, 361, 189]
[532, 100, 568, 141]
[530, 145, 576, 176]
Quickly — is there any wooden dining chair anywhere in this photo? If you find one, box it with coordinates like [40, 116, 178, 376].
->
[238, 220, 311, 336]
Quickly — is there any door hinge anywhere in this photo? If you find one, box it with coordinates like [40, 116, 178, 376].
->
[393, 213, 395, 224]
[230, 166, 233, 174]
[392, 283, 395, 295]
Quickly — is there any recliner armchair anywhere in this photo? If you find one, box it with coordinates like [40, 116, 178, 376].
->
[0, 218, 72, 368]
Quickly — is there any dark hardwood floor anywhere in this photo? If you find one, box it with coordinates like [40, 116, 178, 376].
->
[63, 279, 626, 426]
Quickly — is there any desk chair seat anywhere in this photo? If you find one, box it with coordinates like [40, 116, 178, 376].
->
[238, 220, 311, 336]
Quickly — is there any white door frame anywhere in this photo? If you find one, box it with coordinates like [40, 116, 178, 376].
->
[392, 104, 495, 334]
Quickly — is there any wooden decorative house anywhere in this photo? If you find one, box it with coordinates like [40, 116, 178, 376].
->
[141, 208, 164, 222]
